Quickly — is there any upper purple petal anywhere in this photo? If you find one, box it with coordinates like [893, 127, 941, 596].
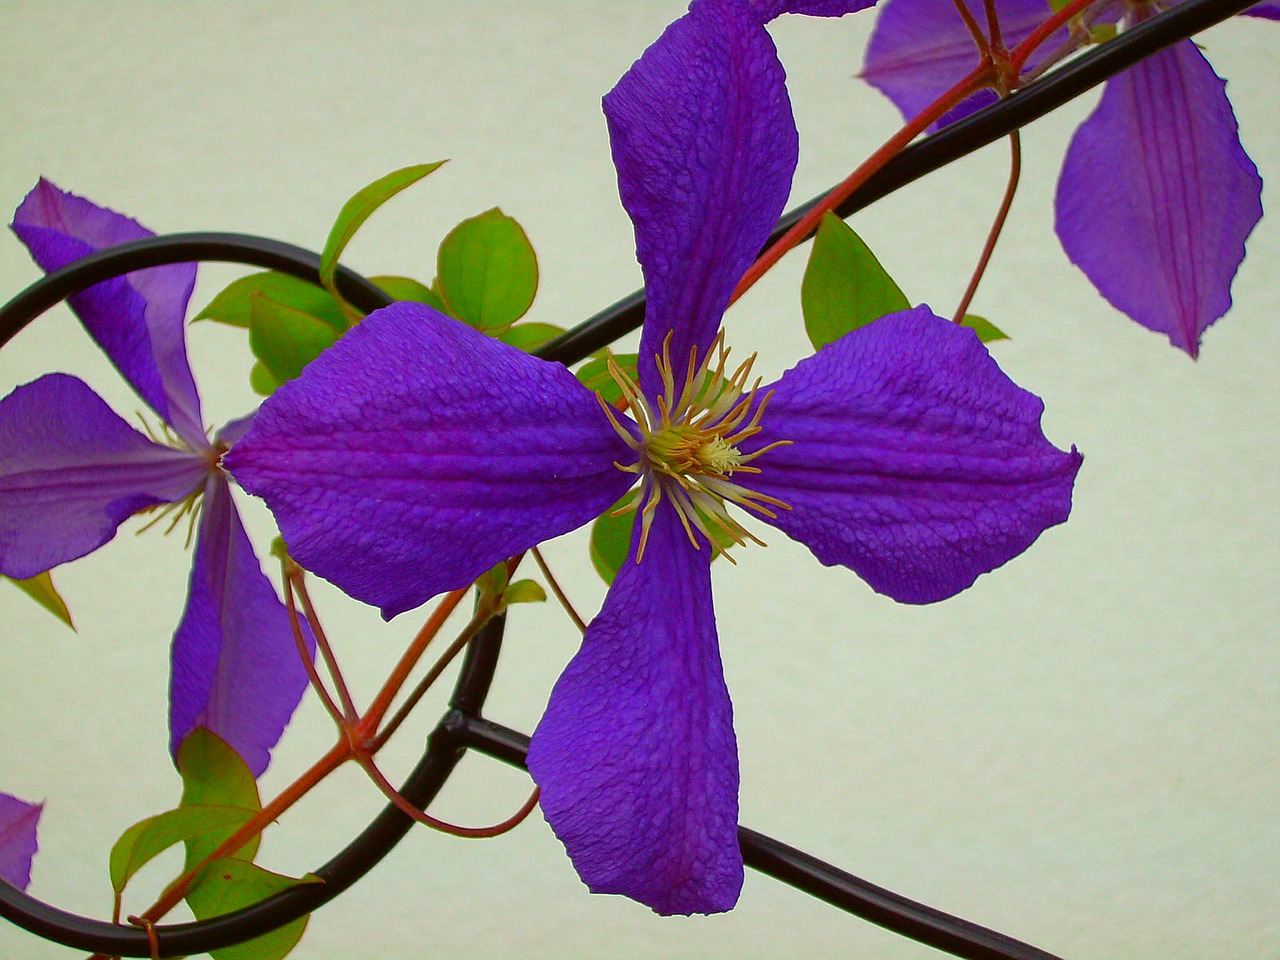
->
[226, 302, 636, 619]
[527, 500, 741, 915]
[737, 306, 1081, 604]
[0, 792, 42, 891]
[862, 0, 1069, 130]
[1242, 1, 1280, 19]
[1054, 40, 1262, 357]
[168, 474, 314, 778]
[753, 0, 878, 19]
[11, 180, 204, 446]
[0, 374, 209, 580]
[605, 0, 799, 398]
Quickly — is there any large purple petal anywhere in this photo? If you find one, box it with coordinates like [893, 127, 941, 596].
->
[0, 374, 209, 580]
[527, 500, 741, 915]
[753, 0, 878, 19]
[0, 793, 42, 891]
[862, 0, 1069, 130]
[605, 0, 799, 398]
[226, 302, 636, 619]
[169, 474, 314, 778]
[1055, 40, 1262, 357]
[1242, 1, 1280, 19]
[11, 180, 204, 446]
[736, 306, 1081, 604]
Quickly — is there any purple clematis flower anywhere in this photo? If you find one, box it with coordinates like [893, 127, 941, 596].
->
[862, 0, 1272, 357]
[0, 792, 41, 891]
[227, 0, 1080, 914]
[0, 179, 313, 777]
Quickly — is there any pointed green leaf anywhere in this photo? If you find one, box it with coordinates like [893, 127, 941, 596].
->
[6, 572, 74, 629]
[801, 212, 910, 350]
[109, 806, 256, 896]
[575, 352, 638, 406]
[503, 579, 547, 607]
[369, 275, 446, 312]
[187, 860, 317, 960]
[319, 162, 447, 295]
[436, 208, 539, 331]
[248, 294, 341, 386]
[497, 322, 565, 353]
[177, 729, 262, 870]
[193, 271, 349, 333]
[960, 314, 1009, 343]
[249, 361, 281, 397]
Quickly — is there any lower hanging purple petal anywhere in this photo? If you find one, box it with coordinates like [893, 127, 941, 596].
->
[226, 302, 636, 620]
[0, 374, 208, 579]
[527, 500, 742, 915]
[169, 475, 314, 778]
[738, 306, 1081, 604]
[0, 792, 42, 891]
[1054, 40, 1262, 358]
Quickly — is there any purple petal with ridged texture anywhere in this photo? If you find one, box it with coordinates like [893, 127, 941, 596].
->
[169, 474, 314, 778]
[753, 0, 878, 20]
[226, 302, 636, 619]
[605, 0, 799, 398]
[862, 0, 1068, 130]
[0, 793, 42, 891]
[527, 500, 741, 915]
[1243, 1, 1280, 18]
[0, 374, 208, 580]
[11, 180, 204, 446]
[737, 306, 1081, 604]
[1055, 41, 1262, 357]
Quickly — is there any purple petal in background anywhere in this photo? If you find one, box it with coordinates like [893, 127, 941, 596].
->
[527, 501, 741, 915]
[11, 180, 204, 446]
[1243, 0, 1280, 18]
[604, 0, 799, 397]
[0, 374, 208, 579]
[739, 306, 1081, 604]
[1055, 40, 1262, 357]
[0, 793, 41, 891]
[753, 0, 878, 20]
[226, 303, 636, 619]
[168, 475, 314, 778]
[862, 0, 1068, 130]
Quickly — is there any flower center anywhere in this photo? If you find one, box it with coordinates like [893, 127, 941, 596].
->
[596, 331, 791, 562]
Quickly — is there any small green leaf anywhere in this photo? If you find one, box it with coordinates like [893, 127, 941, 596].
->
[576, 352, 638, 406]
[109, 806, 256, 897]
[589, 498, 635, 586]
[503, 579, 547, 607]
[436, 208, 539, 331]
[249, 361, 281, 397]
[193, 272, 348, 333]
[370, 275, 446, 312]
[319, 162, 447, 296]
[497, 322, 565, 353]
[801, 212, 910, 350]
[6, 571, 73, 629]
[248, 294, 341, 386]
[475, 561, 510, 609]
[177, 729, 262, 870]
[960, 314, 1009, 343]
[187, 860, 317, 960]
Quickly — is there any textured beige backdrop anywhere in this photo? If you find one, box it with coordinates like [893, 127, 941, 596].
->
[0, 3, 1276, 958]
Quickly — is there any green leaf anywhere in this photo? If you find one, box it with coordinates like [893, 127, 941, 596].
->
[187, 860, 316, 960]
[109, 806, 256, 897]
[959, 314, 1009, 343]
[249, 361, 281, 397]
[575, 352, 638, 406]
[436, 208, 539, 331]
[589, 498, 635, 586]
[177, 729, 262, 871]
[497, 322, 565, 353]
[319, 162, 446, 296]
[248, 294, 341, 386]
[193, 272, 348, 333]
[6, 571, 73, 629]
[503, 579, 547, 606]
[370, 275, 446, 312]
[801, 212, 910, 350]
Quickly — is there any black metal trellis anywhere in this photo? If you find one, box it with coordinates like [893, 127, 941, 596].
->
[0, 0, 1258, 955]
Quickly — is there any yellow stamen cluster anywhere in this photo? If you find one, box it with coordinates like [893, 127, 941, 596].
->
[597, 331, 791, 562]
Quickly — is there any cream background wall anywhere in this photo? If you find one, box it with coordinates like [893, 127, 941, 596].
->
[0, 3, 1276, 958]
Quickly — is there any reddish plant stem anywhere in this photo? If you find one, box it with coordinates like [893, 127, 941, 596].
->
[531, 546, 586, 634]
[952, 0, 992, 55]
[1009, 0, 1097, 73]
[283, 561, 346, 729]
[291, 570, 359, 724]
[951, 129, 1022, 324]
[983, 0, 1006, 53]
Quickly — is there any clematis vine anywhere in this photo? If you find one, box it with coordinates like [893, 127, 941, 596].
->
[0, 180, 313, 777]
[861, 0, 1277, 357]
[227, 0, 1080, 916]
[0, 792, 41, 891]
